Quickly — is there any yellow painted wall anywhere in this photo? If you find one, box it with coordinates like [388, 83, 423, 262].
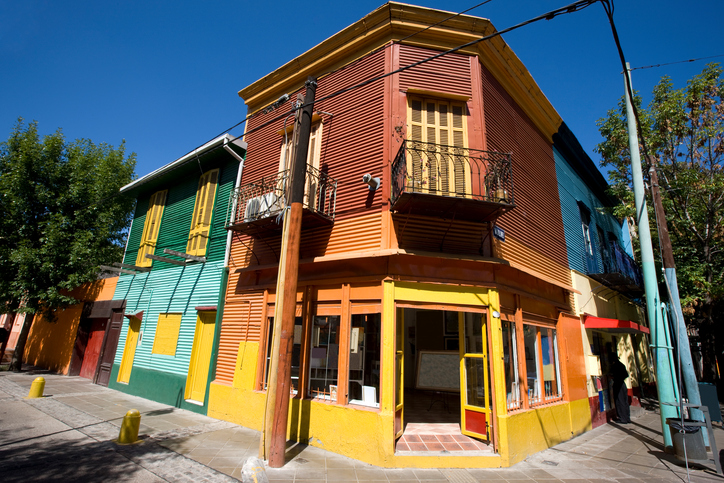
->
[209, 279, 592, 468]
[24, 277, 119, 374]
[571, 271, 643, 322]
[498, 398, 591, 466]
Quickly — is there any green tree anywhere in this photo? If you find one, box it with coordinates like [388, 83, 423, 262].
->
[0, 119, 136, 371]
[596, 63, 724, 381]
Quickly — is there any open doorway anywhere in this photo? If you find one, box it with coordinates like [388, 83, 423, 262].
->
[395, 307, 494, 454]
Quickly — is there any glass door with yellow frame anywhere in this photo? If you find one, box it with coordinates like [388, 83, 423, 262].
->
[459, 311, 491, 441]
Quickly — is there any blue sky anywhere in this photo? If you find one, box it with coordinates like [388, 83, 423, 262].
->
[2, 1, 722, 179]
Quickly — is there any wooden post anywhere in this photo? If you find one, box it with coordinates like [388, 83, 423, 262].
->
[268, 77, 317, 468]
[260, 98, 302, 460]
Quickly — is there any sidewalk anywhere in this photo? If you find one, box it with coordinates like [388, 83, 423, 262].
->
[1, 369, 722, 482]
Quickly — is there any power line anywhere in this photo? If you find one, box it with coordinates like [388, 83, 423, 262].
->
[630, 54, 724, 71]
[295, 0, 600, 116]
[397, 0, 497, 44]
[138, 0, 602, 190]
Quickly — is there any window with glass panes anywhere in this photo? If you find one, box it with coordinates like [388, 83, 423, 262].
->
[523, 324, 562, 405]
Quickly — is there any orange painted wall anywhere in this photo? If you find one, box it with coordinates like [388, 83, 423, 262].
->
[481, 66, 570, 289]
[24, 277, 118, 374]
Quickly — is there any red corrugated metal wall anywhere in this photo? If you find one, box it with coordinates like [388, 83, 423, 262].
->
[217, 50, 390, 382]
[230, 50, 388, 272]
[395, 45, 493, 257]
[481, 65, 570, 286]
[399, 45, 473, 98]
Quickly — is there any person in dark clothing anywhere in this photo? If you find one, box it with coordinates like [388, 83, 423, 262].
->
[610, 352, 631, 423]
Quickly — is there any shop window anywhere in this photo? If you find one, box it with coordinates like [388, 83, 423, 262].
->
[502, 320, 521, 410]
[152, 313, 182, 356]
[524, 324, 562, 405]
[308, 315, 340, 401]
[136, 190, 168, 267]
[262, 315, 303, 393]
[348, 313, 381, 408]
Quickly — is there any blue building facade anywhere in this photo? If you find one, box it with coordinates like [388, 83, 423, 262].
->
[553, 123, 652, 428]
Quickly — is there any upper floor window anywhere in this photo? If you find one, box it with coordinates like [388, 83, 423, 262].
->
[279, 121, 323, 209]
[187, 169, 220, 257]
[407, 96, 469, 195]
[136, 190, 168, 267]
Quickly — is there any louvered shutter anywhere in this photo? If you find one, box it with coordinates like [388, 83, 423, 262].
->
[407, 97, 469, 196]
[136, 190, 168, 267]
[187, 169, 219, 256]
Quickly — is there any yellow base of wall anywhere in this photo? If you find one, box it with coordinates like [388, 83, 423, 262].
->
[209, 383, 592, 468]
[498, 398, 592, 466]
[208, 381, 505, 468]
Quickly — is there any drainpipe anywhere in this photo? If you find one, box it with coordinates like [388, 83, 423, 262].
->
[624, 63, 678, 448]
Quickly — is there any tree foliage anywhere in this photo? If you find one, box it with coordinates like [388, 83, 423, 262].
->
[0, 119, 136, 369]
[595, 64, 724, 380]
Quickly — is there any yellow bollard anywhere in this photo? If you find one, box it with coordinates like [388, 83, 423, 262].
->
[117, 409, 141, 444]
[26, 377, 45, 399]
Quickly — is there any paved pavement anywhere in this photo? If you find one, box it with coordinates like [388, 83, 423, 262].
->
[1, 368, 723, 482]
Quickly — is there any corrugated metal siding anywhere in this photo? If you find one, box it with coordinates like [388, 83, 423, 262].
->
[399, 45, 473, 98]
[394, 215, 492, 256]
[553, 146, 621, 274]
[233, 50, 388, 269]
[215, 291, 264, 385]
[112, 260, 225, 376]
[113, 157, 239, 378]
[481, 65, 569, 286]
[124, 158, 239, 267]
[230, 213, 384, 271]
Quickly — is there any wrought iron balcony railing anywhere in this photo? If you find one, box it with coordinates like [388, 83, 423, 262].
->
[226, 166, 337, 235]
[390, 140, 514, 222]
[589, 241, 644, 295]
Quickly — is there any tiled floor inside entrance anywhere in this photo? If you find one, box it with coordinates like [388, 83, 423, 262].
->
[395, 390, 493, 454]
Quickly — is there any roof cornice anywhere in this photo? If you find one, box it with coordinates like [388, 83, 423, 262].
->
[239, 2, 562, 141]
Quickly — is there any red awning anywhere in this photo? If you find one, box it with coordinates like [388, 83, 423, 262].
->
[584, 315, 650, 334]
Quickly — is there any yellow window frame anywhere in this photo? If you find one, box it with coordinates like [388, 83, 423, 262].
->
[136, 190, 168, 268]
[187, 169, 220, 257]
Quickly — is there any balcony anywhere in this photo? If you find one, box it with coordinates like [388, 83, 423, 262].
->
[390, 141, 515, 222]
[589, 242, 644, 297]
[226, 166, 337, 237]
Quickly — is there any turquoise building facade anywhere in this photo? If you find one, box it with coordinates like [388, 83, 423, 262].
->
[108, 134, 246, 413]
[553, 123, 651, 428]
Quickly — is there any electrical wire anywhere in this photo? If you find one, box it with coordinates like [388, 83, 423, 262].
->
[86, 0, 604, 262]
[630, 54, 724, 71]
[300, 0, 600, 111]
[142, 0, 598, 183]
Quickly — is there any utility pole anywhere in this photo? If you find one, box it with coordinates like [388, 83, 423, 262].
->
[260, 99, 302, 462]
[623, 63, 678, 448]
[268, 77, 317, 468]
[648, 156, 705, 433]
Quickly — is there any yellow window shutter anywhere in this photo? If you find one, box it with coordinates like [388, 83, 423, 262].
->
[152, 313, 182, 356]
[187, 169, 219, 256]
[136, 190, 168, 267]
